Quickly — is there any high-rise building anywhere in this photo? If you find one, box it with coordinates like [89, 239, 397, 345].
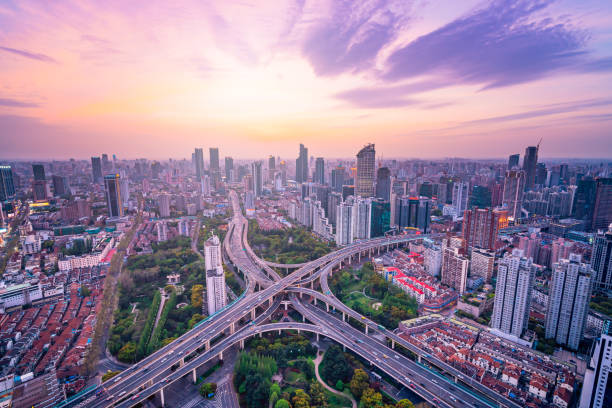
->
[157, 193, 170, 218]
[194, 148, 204, 179]
[314, 157, 325, 185]
[205, 235, 226, 314]
[225, 157, 234, 181]
[523, 145, 538, 191]
[296, 144, 308, 183]
[424, 243, 442, 276]
[394, 196, 431, 233]
[545, 254, 592, 350]
[352, 196, 372, 240]
[441, 246, 469, 294]
[102, 154, 111, 172]
[370, 199, 390, 238]
[91, 157, 103, 183]
[461, 208, 508, 252]
[470, 249, 495, 283]
[491, 250, 535, 338]
[331, 166, 345, 193]
[268, 155, 276, 182]
[592, 178, 612, 232]
[209, 148, 220, 172]
[536, 162, 547, 186]
[32, 164, 45, 181]
[279, 160, 287, 186]
[452, 182, 469, 217]
[508, 154, 520, 170]
[32, 180, 48, 201]
[375, 167, 391, 201]
[336, 198, 354, 246]
[579, 322, 612, 408]
[327, 192, 342, 227]
[591, 225, 612, 292]
[251, 161, 263, 197]
[356, 143, 375, 197]
[0, 165, 15, 201]
[156, 221, 168, 242]
[104, 174, 123, 218]
[503, 169, 526, 220]
[572, 178, 597, 230]
[52, 175, 68, 196]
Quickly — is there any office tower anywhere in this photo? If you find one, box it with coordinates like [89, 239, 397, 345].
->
[119, 173, 129, 206]
[394, 196, 431, 233]
[573, 177, 597, 229]
[52, 175, 68, 196]
[201, 175, 211, 196]
[32, 180, 47, 201]
[335, 198, 354, 246]
[205, 235, 226, 314]
[32, 164, 45, 181]
[491, 251, 535, 338]
[352, 197, 372, 240]
[327, 192, 342, 226]
[104, 174, 123, 218]
[314, 157, 325, 185]
[251, 161, 263, 197]
[591, 225, 612, 292]
[469, 185, 491, 208]
[91, 157, 103, 183]
[156, 221, 168, 242]
[0, 165, 15, 201]
[592, 178, 612, 232]
[503, 169, 526, 220]
[194, 148, 205, 179]
[274, 172, 283, 191]
[314, 184, 331, 215]
[375, 167, 391, 201]
[331, 166, 345, 193]
[508, 154, 520, 170]
[102, 154, 110, 172]
[441, 246, 469, 294]
[370, 199, 390, 238]
[545, 254, 592, 350]
[225, 157, 234, 181]
[268, 155, 276, 182]
[342, 185, 354, 200]
[209, 148, 220, 172]
[579, 323, 612, 408]
[461, 208, 508, 251]
[279, 160, 287, 186]
[536, 162, 547, 186]
[157, 193, 170, 218]
[452, 182, 469, 217]
[523, 145, 538, 191]
[470, 249, 495, 283]
[490, 182, 504, 207]
[296, 143, 308, 183]
[356, 143, 375, 197]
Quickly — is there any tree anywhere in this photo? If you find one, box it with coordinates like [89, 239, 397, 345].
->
[335, 380, 344, 391]
[321, 345, 352, 385]
[101, 370, 121, 382]
[360, 388, 383, 408]
[191, 284, 204, 309]
[80, 284, 91, 297]
[309, 381, 328, 407]
[117, 342, 137, 363]
[275, 400, 291, 408]
[199, 382, 217, 398]
[350, 369, 370, 400]
[292, 389, 311, 408]
[396, 400, 415, 408]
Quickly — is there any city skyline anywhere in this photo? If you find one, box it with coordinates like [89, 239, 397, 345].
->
[2, 0, 612, 159]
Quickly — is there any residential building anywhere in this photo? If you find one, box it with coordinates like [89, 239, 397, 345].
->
[592, 178, 612, 232]
[209, 147, 220, 173]
[251, 161, 263, 197]
[352, 196, 372, 240]
[336, 198, 354, 246]
[296, 143, 308, 183]
[452, 182, 469, 217]
[579, 322, 612, 408]
[205, 235, 226, 314]
[591, 224, 612, 292]
[225, 156, 234, 181]
[331, 166, 345, 193]
[471, 249, 495, 283]
[314, 157, 325, 185]
[441, 245, 469, 294]
[461, 207, 508, 252]
[157, 193, 170, 218]
[375, 166, 391, 201]
[104, 174, 123, 218]
[194, 148, 204, 179]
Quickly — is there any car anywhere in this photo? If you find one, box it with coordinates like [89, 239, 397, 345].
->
[164, 378, 170, 383]
[113, 377, 122, 383]
[383, 354, 389, 359]
[409, 383, 417, 389]
[118, 391, 127, 398]
[450, 396, 457, 402]
[161, 358, 167, 363]
[395, 355, 400, 359]
[132, 394, 140, 400]
[361, 316, 365, 319]
[432, 379, 438, 384]
[107, 396, 114, 401]
[433, 398, 440, 404]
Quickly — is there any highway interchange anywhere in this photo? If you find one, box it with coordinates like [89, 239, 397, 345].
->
[63, 190, 520, 408]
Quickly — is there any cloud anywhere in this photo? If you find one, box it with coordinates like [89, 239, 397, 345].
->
[0, 98, 39, 108]
[0, 45, 57, 63]
[383, 0, 593, 87]
[301, 0, 413, 75]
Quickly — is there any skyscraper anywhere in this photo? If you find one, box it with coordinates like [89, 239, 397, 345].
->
[503, 169, 526, 220]
[370, 199, 390, 238]
[32, 164, 45, 181]
[0, 165, 15, 201]
[104, 174, 123, 218]
[314, 157, 325, 185]
[194, 148, 204, 179]
[441, 246, 469, 294]
[205, 235, 226, 314]
[491, 250, 535, 338]
[545, 254, 592, 350]
[335, 198, 354, 246]
[91, 157, 102, 183]
[591, 225, 612, 292]
[461, 208, 508, 252]
[592, 178, 612, 232]
[32, 179, 48, 201]
[251, 161, 263, 197]
[52, 175, 68, 196]
[209, 147, 220, 172]
[451, 182, 469, 217]
[394, 196, 431, 233]
[331, 166, 345, 193]
[327, 192, 342, 227]
[375, 167, 391, 201]
[356, 144, 375, 197]
[296, 143, 308, 183]
[579, 322, 612, 408]
[522, 145, 538, 191]
[225, 156, 234, 181]
[572, 177, 597, 229]
[352, 196, 372, 240]
[508, 154, 519, 170]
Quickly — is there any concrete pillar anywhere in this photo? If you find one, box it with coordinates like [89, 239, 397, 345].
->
[358, 252, 361, 263]
[342, 312, 345, 322]
[219, 351, 224, 360]
[230, 322, 235, 335]
[284, 302, 288, 311]
[391, 340, 395, 349]
[300, 291, 303, 299]
[454, 376, 458, 383]
[365, 325, 368, 334]
[205, 340, 210, 351]
[343, 344, 346, 352]
[418, 355, 421, 363]
[259, 332, 262, 338]
[269, 298, 273, 307]
[180, 357, 185, 367]
[297, 329, 300, 335]
[251, 308, 256, 320]
[160, 387, 165, 407]
[302, 315, 305, 322]
[326, 303, 329, 312]
[278, 329, 281, 335]
[316, 333, 319, 342]
[314, 297, 317, 305]
[240, 339, 244, 349]
[192, 368, 197, 384]
[310, 281, 314, 289]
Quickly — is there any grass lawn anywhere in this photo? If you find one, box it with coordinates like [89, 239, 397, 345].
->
[284, 370, 307, 384]
[325, 389, 352, 408]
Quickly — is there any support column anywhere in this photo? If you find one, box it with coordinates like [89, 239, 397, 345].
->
[365, 325, 368, 334]
[219, 351, 224, 360]
[342, 312, 345, 322]
[418, 355, 421, 363]
[269, 298, 273, 307]
[160, 388, 165, 407]
[314, 297, 317, 306]
[343, 344, 346, 352]
[205, 340, 210, 351]
[284, 302, 288, 311]
[326, 303, 329, 312]
[310, 281, 314, 289]
[454, 376, 458, 383]
[240, 339, 245, 349]
[251, 308, 256, 320]
[192, 368, 197, 384]
[278, 329, 281, 335]
[302, 315, 306, 323]
[297, 329, 300, 335]
[179, 357, 185, 367]
[230, 322, 235, 335]
[391, 340, 395, 349]
[316, 333, 319, 342]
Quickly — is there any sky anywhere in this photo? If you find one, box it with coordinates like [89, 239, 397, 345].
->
[1, 0, 612, 160]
